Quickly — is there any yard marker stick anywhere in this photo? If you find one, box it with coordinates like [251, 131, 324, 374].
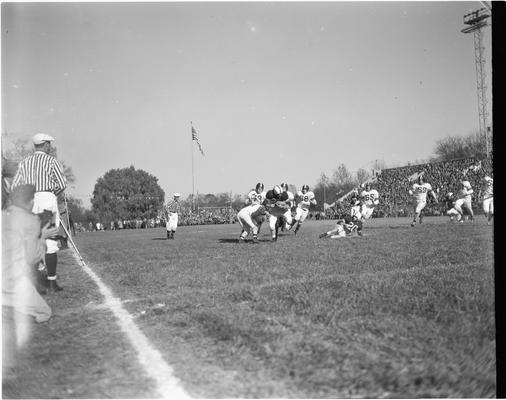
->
[57, 215, 85, 263]
[57, 216, 190, 399]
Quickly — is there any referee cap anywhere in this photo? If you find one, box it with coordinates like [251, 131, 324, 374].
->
[33, 133, 55, 145]
[173, 193, 180, 197]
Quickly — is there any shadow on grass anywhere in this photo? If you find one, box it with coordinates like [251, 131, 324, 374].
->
[151, 237, 169, 240]
[219, 238, 240, 243]
[219, 238, 272, 244]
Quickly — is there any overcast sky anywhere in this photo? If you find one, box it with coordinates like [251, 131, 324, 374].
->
[1, 1, 493, 207]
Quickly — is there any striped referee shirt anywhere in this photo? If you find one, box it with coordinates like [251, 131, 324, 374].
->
[12, 151, 67, 195]
[165, 199, 181, 214]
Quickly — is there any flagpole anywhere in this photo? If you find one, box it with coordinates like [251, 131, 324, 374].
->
[191, 121, 195, 212]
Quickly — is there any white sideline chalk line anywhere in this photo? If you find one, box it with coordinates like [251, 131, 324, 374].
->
[69, 251, 190, 399]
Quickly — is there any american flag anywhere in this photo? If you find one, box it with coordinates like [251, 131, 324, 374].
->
[191, 125, 205, 156]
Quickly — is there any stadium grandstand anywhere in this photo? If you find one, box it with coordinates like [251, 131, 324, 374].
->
[372, 156, 493, 218]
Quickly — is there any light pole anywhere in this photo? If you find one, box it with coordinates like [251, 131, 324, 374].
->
[462, 6, 491, 156]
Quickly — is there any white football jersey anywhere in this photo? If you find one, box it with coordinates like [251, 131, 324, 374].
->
[412, 183, 432, 202]
[483, 179, 493, 199]
[458, 186, 473, 201]
[360, 189, 379, 206]
[247, 190, 266, 205]
[285, 190, 295, 208]
[296, 191, 316, 209]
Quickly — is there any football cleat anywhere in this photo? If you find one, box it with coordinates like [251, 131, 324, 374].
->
[410, 221, 416, 227]
[319, 232, 327, 239]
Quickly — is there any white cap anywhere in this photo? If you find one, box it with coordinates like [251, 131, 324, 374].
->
[33, 133, 55, 145]
[173, 193, 180, 197]
[462, 180, 471, 188]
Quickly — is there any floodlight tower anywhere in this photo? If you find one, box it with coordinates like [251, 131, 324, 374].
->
[461, 5, 491, 156]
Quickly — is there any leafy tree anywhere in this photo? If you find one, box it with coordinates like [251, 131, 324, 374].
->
[65, 195, 88, 224]
[3, 137, 75, 184]
[91, 166, 164, 222]
[432, 132, 487, 161]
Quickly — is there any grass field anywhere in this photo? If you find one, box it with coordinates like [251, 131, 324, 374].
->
[2, 216, 495, 398]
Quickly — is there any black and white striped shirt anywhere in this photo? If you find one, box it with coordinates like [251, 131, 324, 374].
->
[12, 151, 67, 195]
[165, 200, 181, 214]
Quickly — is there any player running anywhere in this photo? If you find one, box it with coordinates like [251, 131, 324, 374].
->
[292, 184, 317, 235]
[482, 176, 493, 225]
[245, 182, 266, 206]
[359, 182, 379, 221]
[409, 174, 437, 227]
[454, 180, 474, 222]
[263, 185, 292, 241]
[275, 183, 295, 232]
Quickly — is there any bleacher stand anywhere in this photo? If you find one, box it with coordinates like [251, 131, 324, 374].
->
[373, 157, 492, 217]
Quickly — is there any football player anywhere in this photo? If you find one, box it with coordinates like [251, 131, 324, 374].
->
[275, 183, 295, 232]
[292, 184, 317, 235]
[237, 204, 266, 243]
[482, 176, 493, 225]
[454, 180, 474, 222]
[409, 174, 437, 227]
[319, 214, 363, 239]
[348, 191, 362, 221]
[359, 182, 379, 221]
[444, 192, 461, 222]
[245, 182, 266, 206]
[263, 185, 291, 241]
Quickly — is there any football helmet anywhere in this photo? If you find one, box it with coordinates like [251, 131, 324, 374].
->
[273, 185, 282, 196]
[417, 175, 424, 184]
[255, 182, 264, 192]
[365, 183, 372, 191]
[280, 183, 288, 192]
[302, 184, 309, 193]
[462, 180, 471, 189]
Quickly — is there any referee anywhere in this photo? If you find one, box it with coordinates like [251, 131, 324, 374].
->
[165, 193, 181, 239]
[12, 133, 67, 292]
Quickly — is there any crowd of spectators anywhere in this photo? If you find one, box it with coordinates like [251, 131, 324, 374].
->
[373, 157, 493, 217]
[81, 207, 237, 232]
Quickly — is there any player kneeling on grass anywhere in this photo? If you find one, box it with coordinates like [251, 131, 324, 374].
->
[319, 215, 363, 239]
[237, 204, 266, 243]
[292, 184, 317, 235]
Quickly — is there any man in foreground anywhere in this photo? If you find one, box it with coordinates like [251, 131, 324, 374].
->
[11, 133, 67, 292]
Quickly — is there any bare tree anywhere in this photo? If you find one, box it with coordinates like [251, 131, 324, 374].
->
[356, 168, 370, 184]
[432, 132, 487, 161]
